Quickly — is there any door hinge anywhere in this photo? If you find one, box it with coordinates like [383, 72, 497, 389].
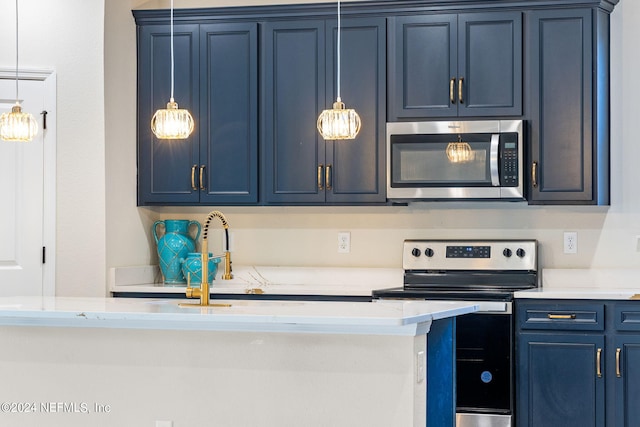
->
[42, 246, 46, 264]
[41, 110, 48, 130]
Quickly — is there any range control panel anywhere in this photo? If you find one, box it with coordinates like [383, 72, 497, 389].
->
[403, 240, 537, 271]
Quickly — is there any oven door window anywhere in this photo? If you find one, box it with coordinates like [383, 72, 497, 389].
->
[390, 133, 493, 187]
[456, 313, 512, 413]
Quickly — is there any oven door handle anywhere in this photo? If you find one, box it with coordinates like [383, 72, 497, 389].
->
[490, 133, 500, 186]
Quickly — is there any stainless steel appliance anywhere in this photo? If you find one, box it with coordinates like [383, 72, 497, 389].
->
[373, 239, 538, 427]
[386, 120, 524, 201]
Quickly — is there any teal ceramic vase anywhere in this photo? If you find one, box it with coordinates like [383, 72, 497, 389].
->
[181, 253, 221, 287]
[153, 219, 201, 285]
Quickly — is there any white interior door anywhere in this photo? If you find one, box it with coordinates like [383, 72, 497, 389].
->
[0, 77, 48, 296]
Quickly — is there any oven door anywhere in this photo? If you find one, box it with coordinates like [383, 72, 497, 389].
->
[456, 310, 514, 427]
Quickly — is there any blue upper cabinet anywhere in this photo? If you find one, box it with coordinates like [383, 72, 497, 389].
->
[527, 8, 609, 205]
[137, 23, 200, 205]
[199, 23, 258, 204]
[137, 20, 258, 205]
[262, 20, 326, 204]
[135, 0, 615, 207]
[388, 11, 522, 120]
[263, 17, 386, 204]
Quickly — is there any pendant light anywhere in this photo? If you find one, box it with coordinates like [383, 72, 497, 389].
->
[317, 0, 361, 140]
[150, 0, 194, 140]
[0, 0, 38, 142]
[446, 135, 474, 163]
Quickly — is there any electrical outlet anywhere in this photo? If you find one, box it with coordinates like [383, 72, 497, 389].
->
[337, 232, 350, 253]
[564, 231, 578, 254]
[155, 422, 173, 427]
[636, 235, 640, 252]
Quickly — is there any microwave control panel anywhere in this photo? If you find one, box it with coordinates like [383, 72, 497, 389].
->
[500, 133, 519, 187]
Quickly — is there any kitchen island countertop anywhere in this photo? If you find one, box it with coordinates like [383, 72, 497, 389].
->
[0, 296, 477, 336]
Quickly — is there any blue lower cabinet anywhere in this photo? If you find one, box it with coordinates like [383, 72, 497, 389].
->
[612, 338, 640, 427]
[517, 333, 605, 427]
[517, 300, 640, 427]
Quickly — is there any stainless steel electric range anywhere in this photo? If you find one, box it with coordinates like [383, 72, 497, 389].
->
[373, 239, 538, 427]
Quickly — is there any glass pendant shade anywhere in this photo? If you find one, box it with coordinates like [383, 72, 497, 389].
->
[2, 0, 38, 143]
[317, 98, 361, 140]
[151, 0, 195, 140]
[0, 102, 38, 142]
[446, 141, 473, 163]
[317, 0, 361, 141]
[151, 98, 194, 139]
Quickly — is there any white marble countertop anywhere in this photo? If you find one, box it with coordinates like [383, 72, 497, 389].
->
[109, 265, 403, 297]
[515, 268, 640, 300]
[0, 296, 478, 336]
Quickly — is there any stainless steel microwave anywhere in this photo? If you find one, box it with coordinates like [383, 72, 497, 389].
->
[386, 120, 524, 201]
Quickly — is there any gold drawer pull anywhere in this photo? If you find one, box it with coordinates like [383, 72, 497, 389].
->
[532, 161, 538, 188]
[616, 348, 622, 378]
[547, 313, 577, 319]
[325, 164, 332, 190]
[597, 348, 602, 378]
[458, 77, 464, 104]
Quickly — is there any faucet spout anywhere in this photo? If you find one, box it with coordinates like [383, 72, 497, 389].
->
[184, 211, 233, 307]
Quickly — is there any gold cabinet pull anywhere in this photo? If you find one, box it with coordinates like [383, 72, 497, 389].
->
[616, 348, 622, 378]
[326, 164, 332, 190]
[458, 77, 464, 104]
[199, 165, 206, 190]
[450, 78, 456, 104]
[532, 161, 539, 188]
[547, 313, 576, 320]
[597, 348, 603, 378]
[318, 164, 324, 190]
[191, 165, 197, 190]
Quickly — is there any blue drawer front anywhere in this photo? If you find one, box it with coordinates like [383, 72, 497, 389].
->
[517, 302, 605, 331]
[614, 303, 640, 331]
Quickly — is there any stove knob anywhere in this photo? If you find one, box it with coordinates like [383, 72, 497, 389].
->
[503, 248, 512, 258]
[411, 248, 421, 257]
[424, 248, 434, 257]
[516, 248, 526, 258]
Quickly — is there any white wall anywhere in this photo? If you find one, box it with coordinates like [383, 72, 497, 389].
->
[105, 0, 638, 294]
[0, 0, 106, 296]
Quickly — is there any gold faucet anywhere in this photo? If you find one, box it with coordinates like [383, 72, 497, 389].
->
[182, 210, 233, 307]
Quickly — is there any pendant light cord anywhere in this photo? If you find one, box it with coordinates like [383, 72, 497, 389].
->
[336, 0, 341, 101]
[14, 0, 19, 103]
[170, 0, 175, 102]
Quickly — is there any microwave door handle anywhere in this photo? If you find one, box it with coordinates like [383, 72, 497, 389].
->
[490, 134, 500, 186]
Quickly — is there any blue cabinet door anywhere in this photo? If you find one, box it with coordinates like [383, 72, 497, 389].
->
[263, 18, 386, 204]
[137, 24, 200, 205]
[388, 14, 457, 119]
[199, 23, 258, 204]
[325, 17, 386, 203]
[388, 11, 522, 120]
[263, 20, 326, 204]
[527, 8, 609, 205]
[613, 336, 640, 426]
[457, 12, 522, 117]
[517, 333, 605, 427]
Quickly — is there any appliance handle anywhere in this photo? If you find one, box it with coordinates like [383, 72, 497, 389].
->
[490, 133, 500, 186]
